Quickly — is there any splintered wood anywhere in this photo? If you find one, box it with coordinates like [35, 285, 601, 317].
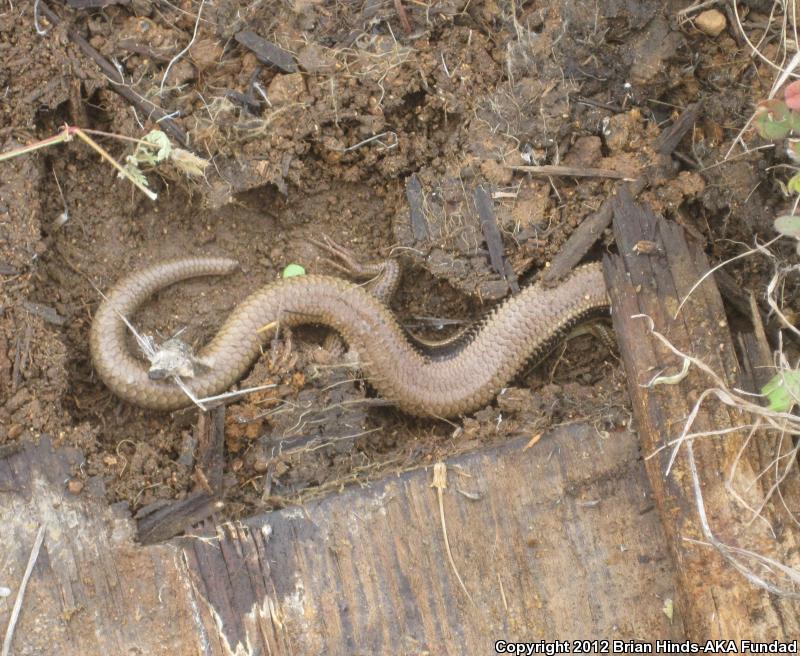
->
[182, 426, 681, 654]
[1, 425, 682, 654]
[604, 188, 800, 640]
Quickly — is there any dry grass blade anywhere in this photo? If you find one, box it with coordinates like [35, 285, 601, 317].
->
[431, 463, 477, 608]
[632, 307, 800, 597]
[2, 526, 46, 656]
[685, 442, 800, 598]
[508, 164, 636, 180]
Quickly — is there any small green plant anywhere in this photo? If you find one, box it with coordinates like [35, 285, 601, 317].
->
[752, 86, 800, 246]
[0, 125, 208, 201]
[753, 84, 800, 412]
[774, 213, 800, 253]
[123, 129, 209, 189]
[753, 82, 800, 199]
[761, 370, 800, 412]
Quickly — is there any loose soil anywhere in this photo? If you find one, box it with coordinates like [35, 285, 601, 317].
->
[1, 1, 797, 520]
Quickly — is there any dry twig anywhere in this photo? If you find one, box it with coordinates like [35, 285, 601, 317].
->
[2, 526, 46, 656]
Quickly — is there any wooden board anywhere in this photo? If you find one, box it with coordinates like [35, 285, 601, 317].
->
[1, 426, 683, 654]
[182, 424, 683, 654]
[604, 188, 800, 639]
[0, 436, 199, 655]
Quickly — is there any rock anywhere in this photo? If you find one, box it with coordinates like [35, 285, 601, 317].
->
[67, 478, 84, 495]
[695, 9, 726, 37]
[266, 73, 306, 105]
[165, 60, 196, 87]
[629, 17, 682, 85]
[5, 388, 30, 413]
[511, 180, 551, 229]
[602, 109, 645, 153]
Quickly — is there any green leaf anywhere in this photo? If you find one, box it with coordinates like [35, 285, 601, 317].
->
[142, 130, 172, 163]
[754, 99, 794, 139]
[788, 173, 800, 195]
[282, 263, 306, 278]
[120, 162, 151, 189]
[128, 130, 172, 167]
[774, 214, 800, 238]
[761, 370, 800, 412]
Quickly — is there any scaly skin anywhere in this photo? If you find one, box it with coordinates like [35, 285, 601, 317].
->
[89, 257, 610, 417]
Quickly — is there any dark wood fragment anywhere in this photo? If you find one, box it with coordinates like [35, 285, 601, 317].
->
[129, 408, 229, 544]
[543, 102, 701, 285]
[11, 323, 32, 392]
[508, 164, 635, 179]
[225, 89, 262, 112]
[723, 2, 747, 46]
[739, 292, 774, 389]
[405, 173, 429, 240]
[574, 96, 624, 112]
[393, 0, 412, 33]
[655, 102, 703, 155]
[715, 267, 788, 341]
[23, 301, 66, 326]
[136, 491, 223, 545]
[36, 2, 188, 146]
[235, 30, 297, 72]
[604, 189, 800, 639]
[714, 267, 755, 320]
[185, 523, 243, 648]
[502, 259, 519, 293]
[542, 178, 646, 285]
[177, 430, 198, 467]
[474, 185, 518, 292]
[194, 406, 226, 494]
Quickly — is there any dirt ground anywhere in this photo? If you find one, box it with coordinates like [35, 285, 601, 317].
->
[0, 0, 797, 519]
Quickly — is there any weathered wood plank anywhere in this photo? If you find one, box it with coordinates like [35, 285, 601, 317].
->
[182, 424, 683, 654]
[604, 189, 800, 640]
[1, 426, 685, 654]
[0, 437, 199, 655]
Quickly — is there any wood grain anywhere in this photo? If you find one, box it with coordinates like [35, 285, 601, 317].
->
[183, 425, 683, 654]
[604, 188, 800, 639]
[0, 425, 683, 654]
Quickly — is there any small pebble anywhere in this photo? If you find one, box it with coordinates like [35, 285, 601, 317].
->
[67, 478, 84, 495]
[695, 9, 726, 37]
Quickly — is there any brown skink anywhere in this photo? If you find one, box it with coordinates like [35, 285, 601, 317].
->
[89, 257, 610, 417]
